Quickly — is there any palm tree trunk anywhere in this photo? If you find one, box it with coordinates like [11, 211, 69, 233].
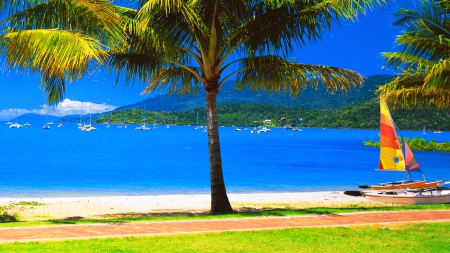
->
[205, 88, 234, 214]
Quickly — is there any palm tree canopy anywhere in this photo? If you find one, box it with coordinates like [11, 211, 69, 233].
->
[379, 0, 450, 109]
[108, 0, 386, 97]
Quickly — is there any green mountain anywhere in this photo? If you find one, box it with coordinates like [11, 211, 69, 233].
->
[119, 75, 395, 111]
[95, 99, 450, 130]
[93, 74, 450, 130]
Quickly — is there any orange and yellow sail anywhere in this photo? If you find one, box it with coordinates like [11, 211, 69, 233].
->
[378, 100, 420, 172]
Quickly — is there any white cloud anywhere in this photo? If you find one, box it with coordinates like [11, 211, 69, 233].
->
[0, 99, 117, 121]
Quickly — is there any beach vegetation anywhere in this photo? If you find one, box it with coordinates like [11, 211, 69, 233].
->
[363, 136, 450, 152]
[17, 201, 45, 206]
[0, 222, 449, 252]
[378, 0, 450, 109]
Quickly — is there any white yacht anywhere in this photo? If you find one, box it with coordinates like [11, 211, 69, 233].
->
[9, 123, 21, 128]
[258, 126, 272, 133]
[136, 106, 150, 131]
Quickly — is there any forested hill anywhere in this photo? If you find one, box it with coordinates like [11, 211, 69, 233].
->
[119, 75, 395, 111]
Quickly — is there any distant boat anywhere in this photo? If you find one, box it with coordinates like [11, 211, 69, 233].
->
[9, 109, 21, 128]
[78, 109, 84, 129]
[43, 123, 50, 129]
[195, 113, 199, 130]
[292, 116, 302, 132]
[136, 106, 150, 131]
[258, 126, 272, 133]
[250, 120, 259, 134]
[57, 115, 63, 127]
[9, 122, 21, 128]
[434, 130, 442, 134]
[258, 118, 272, 133]
[6, 113, 12, 125]
[23, 122, 31, 127]
[423, 126, 427, 134]
[81, 107, 97, 131]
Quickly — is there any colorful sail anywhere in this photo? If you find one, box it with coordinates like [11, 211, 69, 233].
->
[378, 100, 405, 171]
[402, 138, 421, 172]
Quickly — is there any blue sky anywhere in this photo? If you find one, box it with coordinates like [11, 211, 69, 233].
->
[0, 0, 413, 121]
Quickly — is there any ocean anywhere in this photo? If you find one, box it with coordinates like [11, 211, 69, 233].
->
[1, 123, 449, 197]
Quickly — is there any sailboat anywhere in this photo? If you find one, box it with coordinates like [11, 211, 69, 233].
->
[351, 100, 450, 204]
[153, 114, 158, 129]
[57, 114, 63, 127]
[6, 113, 12, 125]
[136, 106, 150, 130]
[358, 100, 441, 191]
[195, 113, 199, 130]
[9, 109, 22, 128]
[292, 116, 302, 132]
[422, 126, 427, 134]
[81, 107, 97, 131]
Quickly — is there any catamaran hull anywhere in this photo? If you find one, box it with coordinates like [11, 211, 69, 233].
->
[369, 180, 426, 190]
[363, 192, 450, 204]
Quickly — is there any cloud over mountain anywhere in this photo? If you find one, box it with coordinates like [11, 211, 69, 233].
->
[0, 99, 116, 121]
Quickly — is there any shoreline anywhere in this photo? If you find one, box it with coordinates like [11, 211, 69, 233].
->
[0, 191, 375, 221]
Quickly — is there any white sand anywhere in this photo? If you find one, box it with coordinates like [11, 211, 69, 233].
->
[0, 191, 373, 221]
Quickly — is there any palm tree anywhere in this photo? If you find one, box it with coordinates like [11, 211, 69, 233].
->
[379, 0, 450, 109]
[0, 0, 384, 214]
[108, 0, 384, 213]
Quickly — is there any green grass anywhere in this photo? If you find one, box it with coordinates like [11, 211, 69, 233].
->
[0, 202, 449, 228]
[0, 222, 449, 252]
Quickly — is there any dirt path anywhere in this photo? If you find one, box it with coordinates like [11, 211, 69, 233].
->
[0, 210, 449, 242]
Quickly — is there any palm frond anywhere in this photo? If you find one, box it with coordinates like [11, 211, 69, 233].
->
[142, 67, 202, 96]
[382, 51, 435, 73]
[380, 0, 450, 108]
[2, 0, 126, 45]
[3, 29, 107, 88]
[235, 56, 363, 97]
[40, 71, 66, 104]
[424, 58, 450, 90]
[379, 86, 450, 109]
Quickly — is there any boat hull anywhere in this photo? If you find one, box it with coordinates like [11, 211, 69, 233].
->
[369, 180, 426, 190]
[422, 180, 442, 188]
[363, 192, 450, 204]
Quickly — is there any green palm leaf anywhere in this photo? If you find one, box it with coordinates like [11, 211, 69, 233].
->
[379, 0, 450, 108]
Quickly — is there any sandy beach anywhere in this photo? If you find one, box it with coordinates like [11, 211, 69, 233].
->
[0, 191, 381, 221]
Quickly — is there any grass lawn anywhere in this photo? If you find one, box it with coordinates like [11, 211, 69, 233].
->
[0, 222, 448, 252]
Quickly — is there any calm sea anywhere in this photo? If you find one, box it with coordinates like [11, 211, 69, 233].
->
[1, 124, 449, 197]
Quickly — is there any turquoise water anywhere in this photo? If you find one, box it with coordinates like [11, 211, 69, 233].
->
[1, 124, 449, 197]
